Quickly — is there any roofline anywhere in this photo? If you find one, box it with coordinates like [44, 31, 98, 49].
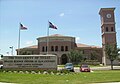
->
[75, 47, 102, 49]
[16, 45, 38, 50]
[37, 35, 75, 40]
[76, 43, 102, 48]
[99, 7, 115, 15]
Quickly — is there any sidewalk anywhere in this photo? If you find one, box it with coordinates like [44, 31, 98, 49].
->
[92, 82, 120, 84]
[0, 82, 15, 84]
[0, 82, 120, 84]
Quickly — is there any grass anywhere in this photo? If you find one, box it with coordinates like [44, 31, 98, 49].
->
[0, 70, 120, 84]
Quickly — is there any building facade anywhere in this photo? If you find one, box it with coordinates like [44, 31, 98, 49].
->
[17, 34, 103, 64]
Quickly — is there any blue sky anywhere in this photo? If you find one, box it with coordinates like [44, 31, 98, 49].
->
[0, 0, 120, 56]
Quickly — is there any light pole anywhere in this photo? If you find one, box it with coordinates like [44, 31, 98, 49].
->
[9, 46, 13, 56]
[0, 49, 3, 59]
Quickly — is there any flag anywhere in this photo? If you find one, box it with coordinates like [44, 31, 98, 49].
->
[20, 23, 27, 30]
[49, 21, 57, 29]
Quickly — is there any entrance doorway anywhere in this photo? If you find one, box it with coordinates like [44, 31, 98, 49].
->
[61, 54, 68, 64]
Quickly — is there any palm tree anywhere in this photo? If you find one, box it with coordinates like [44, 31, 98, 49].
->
[105, 44, 120, 70]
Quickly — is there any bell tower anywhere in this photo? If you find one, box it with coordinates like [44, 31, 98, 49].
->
[99, 8, 117, 65]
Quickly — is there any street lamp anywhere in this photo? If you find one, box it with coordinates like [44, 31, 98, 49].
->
[9, 46, 13, 56]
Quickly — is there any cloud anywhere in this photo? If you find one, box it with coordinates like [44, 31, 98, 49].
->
[76, 37, 80, 43]
[59, 13, 65, 17]
[25, 41, 33, 45]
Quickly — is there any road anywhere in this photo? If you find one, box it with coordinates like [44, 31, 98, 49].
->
[58, 66, 120, 72]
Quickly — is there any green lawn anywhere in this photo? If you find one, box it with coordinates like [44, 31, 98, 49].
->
[0, 70, 120, 84]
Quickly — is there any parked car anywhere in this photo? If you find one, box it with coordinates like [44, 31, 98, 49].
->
[0, 64, 3, 69]
[65, 63, 74, 72]
[80, 64, 90, 72]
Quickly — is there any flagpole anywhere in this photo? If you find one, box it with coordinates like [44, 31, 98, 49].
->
[18, 23, 21, 55]
[47, 21, 49, 54]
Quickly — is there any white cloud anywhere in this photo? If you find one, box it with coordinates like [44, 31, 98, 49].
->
[59, 13, 65, 17]
[25, 41, 33, 46]
[76, 37, 80, 43]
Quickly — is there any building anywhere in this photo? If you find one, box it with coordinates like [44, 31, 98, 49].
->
[16, 34, 102, 64]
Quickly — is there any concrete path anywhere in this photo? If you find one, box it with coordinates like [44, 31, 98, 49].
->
[0, 82, 15, 84]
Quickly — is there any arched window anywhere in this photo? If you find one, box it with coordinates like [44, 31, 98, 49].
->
[61, 46, 64, 51]
[46, 46, 47, 52]
[42, 46, 44, 52]
[51, 46, 54, 51]
[111, 27, 114, 31]
[55, 46, 58, 51]
[65, 46, 68, 51]
[106, 27, 108, 32]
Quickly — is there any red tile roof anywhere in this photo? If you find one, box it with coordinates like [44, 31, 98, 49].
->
[37, 34, 74, 39]
[25, 45, 38, 48]
[76, 43, 101, 48]
[16, 45, 37, 50]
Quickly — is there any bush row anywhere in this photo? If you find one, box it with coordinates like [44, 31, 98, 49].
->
[0, 69, 72, 75]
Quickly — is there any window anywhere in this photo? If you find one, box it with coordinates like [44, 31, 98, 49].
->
[42, 46, 44, 52]
[55, 46, 58, 51]
[61, 46, 64, 51]
[106, 27, 108, 32]
[111, 27, 114, 31]
[51, 46, 54, 51]
[46, 46, 47, 52]
[65, 46, 68, 51]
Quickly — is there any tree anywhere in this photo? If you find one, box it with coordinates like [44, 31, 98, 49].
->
[91, 51, 98, 60]
[67, 50, 83, 64]
[0, 54, 3, 59]
[105, 44, 120, 70]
